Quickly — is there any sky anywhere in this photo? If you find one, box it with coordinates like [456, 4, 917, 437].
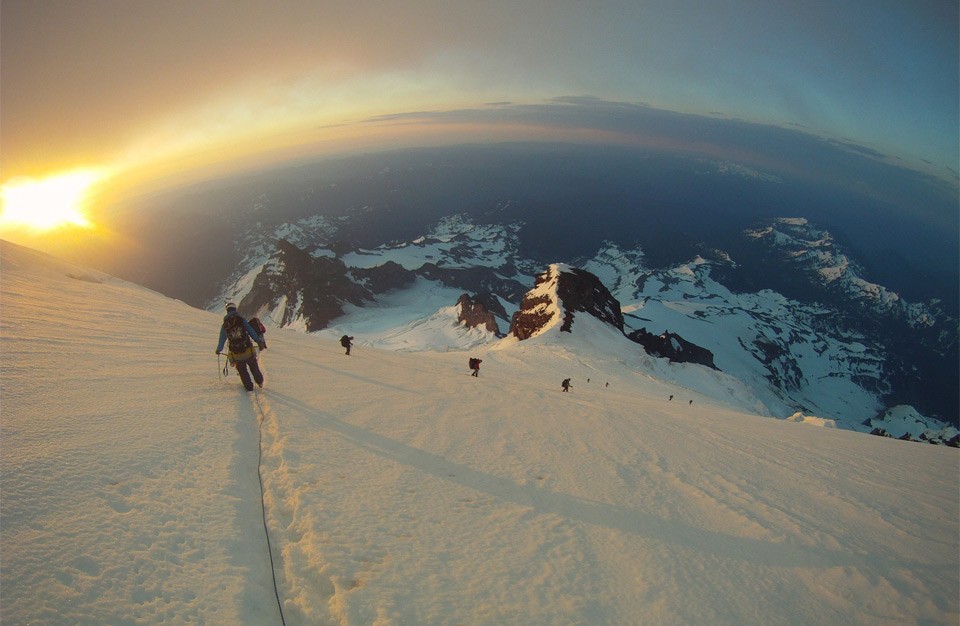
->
[0, 0, 957, 222]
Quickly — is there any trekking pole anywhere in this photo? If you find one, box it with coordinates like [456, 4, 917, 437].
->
[217, 353, 223, 380]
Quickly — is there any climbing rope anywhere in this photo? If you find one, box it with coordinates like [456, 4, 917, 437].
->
[251, 386, 287, 626]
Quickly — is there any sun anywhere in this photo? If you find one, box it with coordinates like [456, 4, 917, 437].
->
[0, 170, 104, 232]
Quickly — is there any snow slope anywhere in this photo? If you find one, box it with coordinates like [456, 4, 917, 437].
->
[2, 239, 958, 625]
[587, 244, 891, 425]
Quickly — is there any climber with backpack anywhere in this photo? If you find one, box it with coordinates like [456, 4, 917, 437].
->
[216, 302, 267, 391]
[468, 357, 482, 377]
[340, 334, 354, 355]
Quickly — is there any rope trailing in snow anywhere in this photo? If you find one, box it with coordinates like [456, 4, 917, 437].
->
[252, 386, 288, 626]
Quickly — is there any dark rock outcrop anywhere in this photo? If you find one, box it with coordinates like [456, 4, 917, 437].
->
[555, 267, 625, 333]
[739, 335, 805, 391]
[509, 268, 560, 339]
[239, 239, 371, 331]
[509, 294, 554, 340]
[509, 265, 721, 372]
[510, 269, 553, 339]
[457, 293, 503, 336]
[241, 240, 523, 332]
[509, 265, 626, 340]
[626, 328, 718, 370]
[351, 260, 416, 294]
[417, 264, 525, 315]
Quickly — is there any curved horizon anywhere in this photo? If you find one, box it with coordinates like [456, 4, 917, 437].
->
[1, 0, 956, 198]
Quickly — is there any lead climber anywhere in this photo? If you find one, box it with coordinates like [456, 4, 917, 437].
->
[216, 302, 266, 391]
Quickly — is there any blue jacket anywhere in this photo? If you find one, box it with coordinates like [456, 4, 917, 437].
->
[216, 311, 263, 357]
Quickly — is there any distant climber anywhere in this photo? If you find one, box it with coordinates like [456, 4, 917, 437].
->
[469, 357, 482, 377]
[689, 400, 693, 405]
[669, 395, 674, 401]
[216, 302, 266, 392]
[605, 382, 609, 388]
[340, 334, 354, 355]
[561, 378, 571, 392]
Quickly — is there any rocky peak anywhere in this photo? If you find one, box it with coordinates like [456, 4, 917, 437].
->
[509, 264, 624, 340]
[456, 293, 503, 336]
[239, 239, 370, 331]
[555, 266, 625, 333]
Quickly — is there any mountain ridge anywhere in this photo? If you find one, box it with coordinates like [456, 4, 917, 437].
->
[214, 210, 957, 432]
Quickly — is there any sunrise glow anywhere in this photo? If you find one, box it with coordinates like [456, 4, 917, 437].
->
[0, 171, 105, 232]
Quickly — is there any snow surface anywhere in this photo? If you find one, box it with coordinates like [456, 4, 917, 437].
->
[2, 239, 958, 625]
[868, 406, 960, 442]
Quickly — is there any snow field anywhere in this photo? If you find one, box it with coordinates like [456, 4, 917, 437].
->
[1, 246, 279, 624]
[256, 323, 957, 624]
[2, 240, 958, 625]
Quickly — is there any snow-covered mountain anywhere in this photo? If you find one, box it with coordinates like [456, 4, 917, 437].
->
[592, 248, 893, 423]
[742, 217, 949, 330]
[3, 239, 958, 625]
[209, 210, 958, 438]
[507, 263, 716, 368]
[221, 214, 530, 332]
[508, 263, 626, 339]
